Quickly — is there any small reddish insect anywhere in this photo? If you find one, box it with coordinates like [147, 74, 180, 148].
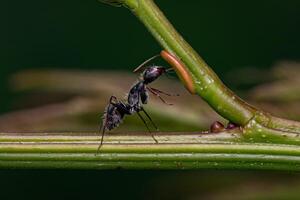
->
[210, 121, 225, 133]
[226, 122, 239, 130]
[209, 121, 240, 133]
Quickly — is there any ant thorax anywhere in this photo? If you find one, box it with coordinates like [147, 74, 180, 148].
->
[127, 81, 147, 108]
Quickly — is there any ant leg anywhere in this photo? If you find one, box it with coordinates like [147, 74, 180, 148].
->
[149, 87, 179, 96]
[133, 54, 160, 73]
[164, 68, 177, 80]
[141, 107, 159, 131]
[147, 87, 173, 105]
[137, 112, 158, 143]
[109, 96, 118, 104]
[96, 107, 111, 154]
[96, 124, 106, 154]
[165, 68, 174, 72]
[96, 96, 116, 154]
[137, 111, 151, 132]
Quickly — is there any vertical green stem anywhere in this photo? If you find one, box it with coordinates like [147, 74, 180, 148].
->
[100, 0, 300, 136]
[125, 0, 256, 125]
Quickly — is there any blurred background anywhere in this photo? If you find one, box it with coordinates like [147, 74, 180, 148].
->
[2, 0, 300, 199]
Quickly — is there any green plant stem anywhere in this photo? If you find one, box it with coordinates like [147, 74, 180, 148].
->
[1, 133, 300, 170]
[128, 0, 255, 125]
[100, 0, 300, 138]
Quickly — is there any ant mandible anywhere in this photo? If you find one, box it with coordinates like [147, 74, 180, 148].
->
[97, 54, 176, 152]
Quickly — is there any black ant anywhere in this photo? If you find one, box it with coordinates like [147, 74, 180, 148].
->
[97, 55, 176, 152]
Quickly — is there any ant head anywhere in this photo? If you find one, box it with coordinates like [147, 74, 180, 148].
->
[142, 66, 166, 84]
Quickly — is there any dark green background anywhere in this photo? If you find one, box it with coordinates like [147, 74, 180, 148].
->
[2, 0, 300, 113]
[2, 1, 300, 199]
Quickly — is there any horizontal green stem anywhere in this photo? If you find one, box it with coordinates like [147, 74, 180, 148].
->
[1, 154, 300, 170]
[1, 133, 300, 170]
[2, 160, 300, 170]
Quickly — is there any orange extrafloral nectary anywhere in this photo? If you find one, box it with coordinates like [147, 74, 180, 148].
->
[160, 50, 195, 94]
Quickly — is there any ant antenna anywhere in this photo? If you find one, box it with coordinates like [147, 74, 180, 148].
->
[133, 54, 160, 73]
